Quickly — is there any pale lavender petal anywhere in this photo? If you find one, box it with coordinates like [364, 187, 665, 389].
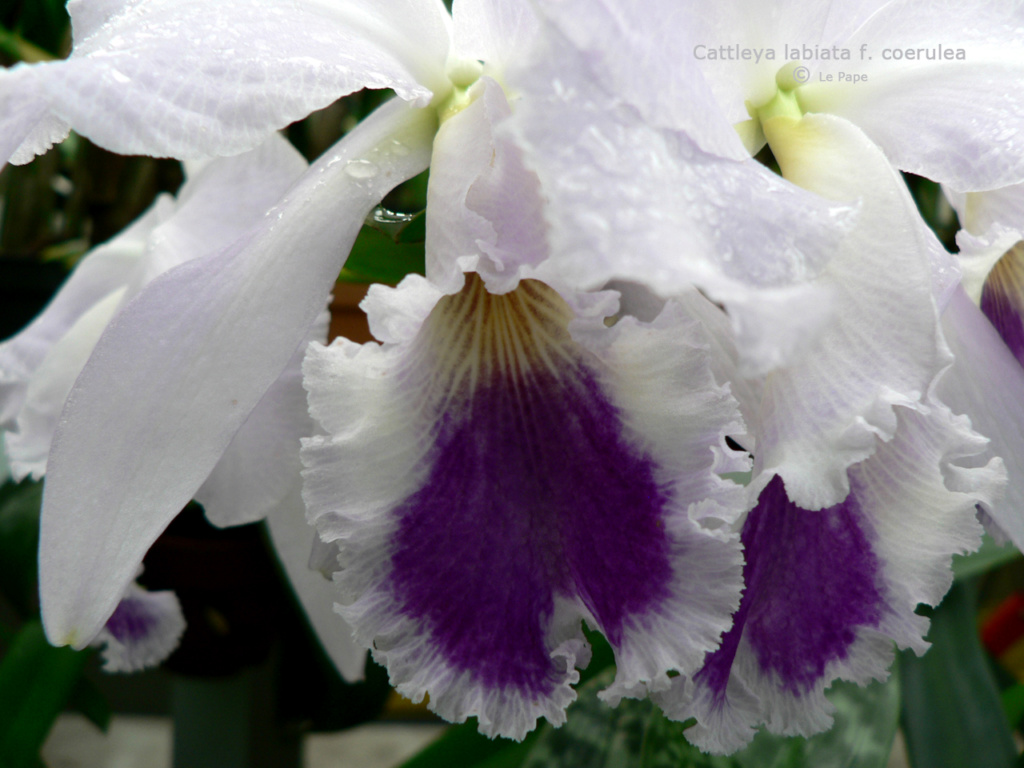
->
[757, 114, 946, 509]
[302, 273, 746, 739]
[92, 582, 185, 672]
[938, 288, 1024, 551]
[195, 309, 328, 527]
[129, 134, 310, 286]
[798, 0, 1024, 191]
[265, 483, 367, 683]
[426, 77, 548, 294]
[508, 25, 854, 374]
[5, 290, 124, 481]
[40, 100, 436, 649]
[3, 134, 308, 481]
[0, 201, 165, 428]
[0, 64, 69, 165]
[530, 0, 752, 160]
[8, 0, 450, 165]
[679, 0, 846, 128]
[451, 0, 539, 75]
[661, 402, 996, 754]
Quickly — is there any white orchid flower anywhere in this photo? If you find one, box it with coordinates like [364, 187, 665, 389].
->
[300, 69, 758, 737]
[2, 0, 852, 694]
[0, 135, 365, 680]
[505, 0, 1023, 751]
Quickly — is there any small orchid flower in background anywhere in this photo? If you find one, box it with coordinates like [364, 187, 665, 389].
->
[91, 577, 185, 673]
[0, 134, 366, 680]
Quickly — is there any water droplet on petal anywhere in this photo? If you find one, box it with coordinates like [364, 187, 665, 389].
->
[344, 159, 379, 179]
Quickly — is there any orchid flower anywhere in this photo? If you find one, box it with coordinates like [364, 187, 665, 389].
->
[91, 577, 186, 673]
[936, 184, 1024, 544]
[299, 70, 755, 738]
[4, 0, 853, 685]
[652, 105, 1007, 755]
[0, 135, 365, 680]
[513, 0, 1024, 500]
[504, 0, 1020, 751]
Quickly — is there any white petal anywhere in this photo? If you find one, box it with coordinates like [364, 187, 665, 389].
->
[451, 0, 539, 76]
[0, 64, 70, 166]
[11, 0, 450, 163]
[527, 0, 750, 160]
[758, 113, 947, 509]
[92, 582, 186, 673]
[40, 100, 436, 649]
[195, 309, 328, 527]
[426, 77, 549, 294]
[265, 482, 367, 683]
[798, 0, 1024, 191]
[6, 289, 124, 481]
[937, 287, 1024, 551]
[1, 133, 307, 431]
[949, 183, 1024, 237]
[0, 200, 165, 428]
[507, 28, 855, 374]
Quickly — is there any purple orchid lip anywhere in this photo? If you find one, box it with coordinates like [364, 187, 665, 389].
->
[697, 475, 883, 700]
[388, 276, 675, 696]
[92, 584, 186, 672]
[981, 244, 1024, 368]
[104, 594, 162, 643]
[303, 271, 749, 738]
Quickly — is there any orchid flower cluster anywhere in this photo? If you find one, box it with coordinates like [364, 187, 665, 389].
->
[2, 0, 1024, 756]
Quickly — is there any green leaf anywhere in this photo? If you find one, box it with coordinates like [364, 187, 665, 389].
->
[339, 225, 426, 285]
[0, 620, 92, 768]
[0, 479, 43, 616]
[396, 720, 536, 768]
[67, 675, 112, 732]
[952, 534, 1020, 581]
[900, 581, 1017, 768]
[524, 664, 899, 768]
[523, 669, 734, 768]
[733, 674, 900, 768]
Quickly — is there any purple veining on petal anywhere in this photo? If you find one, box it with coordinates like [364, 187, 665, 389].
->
[387, 280, 674, 697]
[104, 594, 160, 643]
[696, 475, 882, 699]
[981, 246, 1024, 367]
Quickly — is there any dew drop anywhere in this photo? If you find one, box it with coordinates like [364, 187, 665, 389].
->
[344, 159, 379, 179]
